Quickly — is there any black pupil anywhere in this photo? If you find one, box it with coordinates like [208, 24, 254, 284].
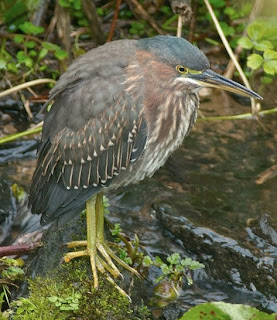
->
[179, 67, 185, 72]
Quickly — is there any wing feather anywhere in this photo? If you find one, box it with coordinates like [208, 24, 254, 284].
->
[29, 44, 147, 223]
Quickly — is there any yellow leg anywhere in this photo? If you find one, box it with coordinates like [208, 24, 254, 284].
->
[64, 192, 140, 295]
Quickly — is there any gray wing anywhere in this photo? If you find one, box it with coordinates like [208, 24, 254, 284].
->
[29, 47, 147, 224]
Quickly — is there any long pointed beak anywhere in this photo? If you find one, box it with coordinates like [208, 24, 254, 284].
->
[190, 69, 262, 100]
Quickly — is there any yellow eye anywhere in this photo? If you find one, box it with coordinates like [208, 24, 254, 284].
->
[176, 65, 188, 74]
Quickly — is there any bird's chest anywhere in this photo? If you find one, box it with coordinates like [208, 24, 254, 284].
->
[135, 93, 199, 180]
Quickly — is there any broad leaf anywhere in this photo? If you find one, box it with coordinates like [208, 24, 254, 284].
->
[263, 60, 277, 75]
[19, 22, 44, 35]
[178, 302, 277, 320]
[247, 53, 263, 70]
[237, 37, 253, 49]
[254, 40, 273, 51]
[264, 49, 277, 61]
[247, 22, 265, 41]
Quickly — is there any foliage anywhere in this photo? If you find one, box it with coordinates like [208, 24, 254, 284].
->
[0, 21, 67, 80]
[198, 1, 252, 48]
[48, 291, 81, 311]
[111, 223, 123, 237]
[7, 261, 151, 320]
[129, 21, 148, 36]
[0, 257, 25, 317]
[178, 302, 277, 320]
[58, 0, 88, 27]
[0, 0, 40, 29]
[143, 252, 204, 285]
[238, 18, 277, 84]
[142, 253, 204, 307]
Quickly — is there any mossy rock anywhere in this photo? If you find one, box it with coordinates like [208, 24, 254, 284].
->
[11, 261, 151, 320]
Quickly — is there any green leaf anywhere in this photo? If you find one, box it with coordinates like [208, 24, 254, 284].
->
[29, 50, 37, 57]
[7, 63, 18, 73]
[160, 264, 170, 275]
[247, 22, 265, 41]
[237, 37, 253, 50]
[54, 49, 68, 60]
[154, 256, 164, 266]
[26, 41, 36, 48]
[219, 22, 235, 37]
[48, 296, 58, 302]
[42, 41, 61, 52]
[254, 40, 273, 51]
[16, 50, 27, 61]
[19, 22, 44, 35]
[178, 302, 277, 320]
[224, 7, 237, 19]
[188, 261, 205, 270]
[209, 0, 225, 8]
[38, 48, 48, 60]
[263, 60, 277, 75]
[181, 257, 193, 266]
[167, 253, 181, 265]
[0, 59, 7, 70]
[16, 51, 34, 67]
[264, 49, 277, 61]
[247, 53, 263, 70]
[4, 0, 27, 27]
[263, 49, 277, 74]
[59, 0, 71, 8]
[14, 35, 24, 43]
[142, 255, 152, 267]
[2, 266, 24, 280]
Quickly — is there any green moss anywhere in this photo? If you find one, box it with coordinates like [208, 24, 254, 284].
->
[11, 261, 151, 320]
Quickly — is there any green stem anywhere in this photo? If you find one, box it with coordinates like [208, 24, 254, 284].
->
[197, 107, 277, 122]
[0, 126, 42, 144]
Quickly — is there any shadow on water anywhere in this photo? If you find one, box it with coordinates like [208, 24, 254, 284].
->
[0, 89, 276, 317]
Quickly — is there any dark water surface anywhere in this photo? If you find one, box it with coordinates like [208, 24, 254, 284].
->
[0, 91, 276, 316]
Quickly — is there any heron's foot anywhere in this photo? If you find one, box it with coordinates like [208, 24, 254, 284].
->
[64, 240, 140, 296]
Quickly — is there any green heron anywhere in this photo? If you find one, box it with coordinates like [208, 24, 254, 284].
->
[29, 35, 261, 292]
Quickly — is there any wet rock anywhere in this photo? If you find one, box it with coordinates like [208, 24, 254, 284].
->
[0, 140, 37, 164]
[154, 202, 277, 301]
[2, 123, 17, 135]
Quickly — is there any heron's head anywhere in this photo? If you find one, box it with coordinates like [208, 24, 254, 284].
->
[138, 35, 262, 99]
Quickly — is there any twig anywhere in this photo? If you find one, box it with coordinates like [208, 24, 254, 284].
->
[177, 15, 183, 37]
[56, 1, 72, 64]
[125, 0, 166, 35]
[26, 86, 38, 98]
[107, 0, 122, 42]
[256, 164, 277, 185]
[0, 79, 56, 99]
[189, 0, 198, 42]
[0, 242, 42, 257]
[224, 0, 264, 79]
[170, 0, 192, 37]
[203, 0, 259, 115]
[103, 3, 126, 23]
[81, 0, 106, 44]
[20, 93, 33, 119]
